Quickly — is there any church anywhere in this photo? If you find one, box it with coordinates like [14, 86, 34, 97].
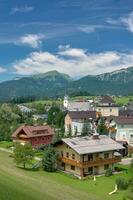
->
[63, 95, 92, 111]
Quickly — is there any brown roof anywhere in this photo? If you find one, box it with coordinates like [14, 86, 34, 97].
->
[100, 96, 115, 104]
[119, 110, 133, 117]
[68, 111, 97, 120]
[12, 125, 54, 138]
[113, 116, 133, 125]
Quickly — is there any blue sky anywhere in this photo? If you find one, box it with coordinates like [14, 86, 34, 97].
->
[1, 0, 133, 81]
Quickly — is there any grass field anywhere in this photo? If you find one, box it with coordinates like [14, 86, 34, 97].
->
[0, 151, 129, 200]
[113, 96, 133, 106]
[25, 95, 133, 107]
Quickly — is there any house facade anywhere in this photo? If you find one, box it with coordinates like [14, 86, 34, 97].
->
[65, 111, 97, 136]
[12, 125, 54, 147]
[56, 134, 123, 178]
[109, 117, 133, 147]
[97, 96, 119, 117]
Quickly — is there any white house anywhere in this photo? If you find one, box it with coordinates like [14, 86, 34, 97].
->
[109, 117, 133, 147]
[65, 111, 97, 136]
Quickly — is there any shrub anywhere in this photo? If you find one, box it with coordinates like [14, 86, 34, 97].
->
[105, 168, 112, 177]
[116, 177, 129, 190]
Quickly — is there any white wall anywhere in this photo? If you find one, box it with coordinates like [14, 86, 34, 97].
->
[116, 123, 133, 146]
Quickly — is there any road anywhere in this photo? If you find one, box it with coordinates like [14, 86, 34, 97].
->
[120, 157, 132, 165]
[0, 147, 41, 161]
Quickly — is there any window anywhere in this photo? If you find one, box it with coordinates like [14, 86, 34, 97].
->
[66, 152, 69, 158]
[71, 165, 75, 170]
[123, 134, 126, 139]
[104, 153, 109, 159]
[88, 154, 93, 161]
[88, 167, 93, 175]
[104, 164, 109, 170]
[95, 153, 99, 159]
[72, 154, 75, 159]
[61, 151, 63, 157]
[130, 134, 133, 141]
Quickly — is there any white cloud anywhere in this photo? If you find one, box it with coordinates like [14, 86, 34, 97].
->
[58, 44, 70, 50]
[11, 6, 34, 14]
[0, 67, 6, 73]
[58, 47, 87, 58]
[78, 25, 100, 33]
[106, 11, 133, 33]
[19, 34, 45, 48]
[12, 47, 133, 78]
[122, 12, 133, 33]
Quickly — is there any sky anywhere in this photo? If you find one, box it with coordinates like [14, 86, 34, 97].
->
[1, 0, 133, 82]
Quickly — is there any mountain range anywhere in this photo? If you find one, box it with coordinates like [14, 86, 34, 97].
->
[1, 67, 133, 101]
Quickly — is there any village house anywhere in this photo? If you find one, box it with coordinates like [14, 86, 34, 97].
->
[63, 95, 92, 111]
[17, 104, 35, 114]
[65, 111, 97, 136]
[97, 96, 119, 117]
[56, 134, 124, 178]
[12, 125, 54, 147]
[108, 116, 133, 147]
[32, 114, 47, 121]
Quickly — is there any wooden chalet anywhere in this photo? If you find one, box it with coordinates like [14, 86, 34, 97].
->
[12, 125, 54, 147]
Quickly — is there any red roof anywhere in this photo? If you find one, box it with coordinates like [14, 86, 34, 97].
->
[12, 125, 54, 138]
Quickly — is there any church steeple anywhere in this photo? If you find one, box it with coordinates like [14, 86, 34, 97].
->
[63, 93, 69, 108]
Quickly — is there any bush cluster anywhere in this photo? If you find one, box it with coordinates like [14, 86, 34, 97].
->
[105, 168, 112, 177]
[116, 177, 129, 190]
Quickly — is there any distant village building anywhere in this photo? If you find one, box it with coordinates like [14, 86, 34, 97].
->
[33, 114, 47, 121]
[108, 117, 133, 147]
[65, 111, 97, 136]
[17, 105, 34, 113]
[119, 109, 133, 117]
[56, 134, 124, 178]
[63, 95, 91, 111]
[97, 96, 119, 117]
[12, 125, 54, 147]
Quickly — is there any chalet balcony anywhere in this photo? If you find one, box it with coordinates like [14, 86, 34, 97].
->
[60, 156, 121, 168]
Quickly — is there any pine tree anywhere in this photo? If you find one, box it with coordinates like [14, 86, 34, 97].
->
[81, 119, 91, 136]
[97, 117, 108, 135]
[42, 146, 58, 172]
[67, 125, 72, 137]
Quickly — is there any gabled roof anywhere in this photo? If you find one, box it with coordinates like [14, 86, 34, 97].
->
[113, 116, 133, 125]
[100, 96, 115, 104]
[62, 135, 124, 155]
[67, 111, 96, 120]
[67, 101, 90, 111]
[12, 125, 54, 138]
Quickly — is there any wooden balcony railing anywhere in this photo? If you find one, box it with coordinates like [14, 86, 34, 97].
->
[60, 156, 121, 168]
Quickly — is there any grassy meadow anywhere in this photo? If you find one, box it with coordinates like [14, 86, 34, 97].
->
[0, 150, 129, 200]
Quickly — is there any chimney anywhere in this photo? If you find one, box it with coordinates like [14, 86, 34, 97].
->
[93, 133, 100, 140]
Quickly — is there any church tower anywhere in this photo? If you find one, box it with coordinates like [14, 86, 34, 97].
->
[63, 95, 69, 108]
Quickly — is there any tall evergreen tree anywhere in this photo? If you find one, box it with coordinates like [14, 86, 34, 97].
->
[81, 119, 91, 136]
[42, 146, 58, 172]
[97, 117, 108, 135]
